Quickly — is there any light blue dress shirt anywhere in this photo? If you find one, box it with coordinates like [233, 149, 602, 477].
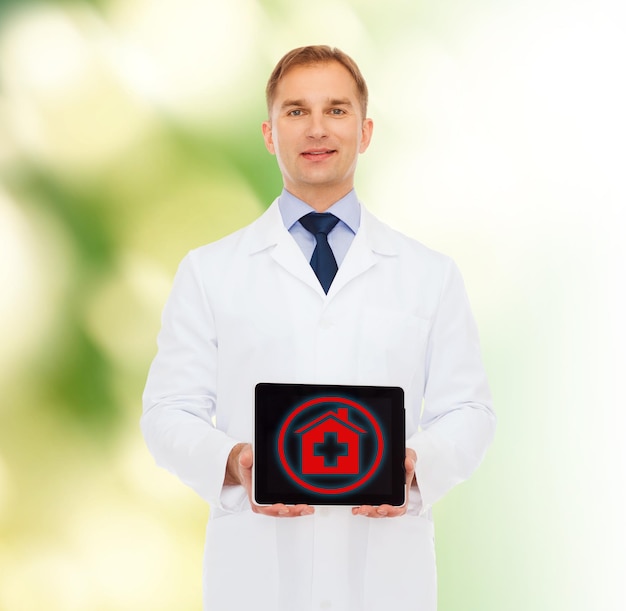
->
[277, 189, 361, 268]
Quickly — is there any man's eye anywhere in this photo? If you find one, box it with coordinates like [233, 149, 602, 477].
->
[330, 108, 346, 115]
[289, 109, 303, 116]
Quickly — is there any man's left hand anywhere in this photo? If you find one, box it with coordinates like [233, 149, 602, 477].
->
[351, 449, 417, 518]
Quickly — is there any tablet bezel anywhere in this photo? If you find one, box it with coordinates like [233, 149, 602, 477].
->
[253, 383, 406, 507]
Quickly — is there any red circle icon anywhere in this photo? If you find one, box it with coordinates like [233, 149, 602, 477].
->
[277, 396, 384, 495]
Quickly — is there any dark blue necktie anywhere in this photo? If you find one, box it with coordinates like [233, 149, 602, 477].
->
[299, 212, 340, 293]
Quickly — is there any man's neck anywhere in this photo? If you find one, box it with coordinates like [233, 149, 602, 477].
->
[285, 185, 354, 212]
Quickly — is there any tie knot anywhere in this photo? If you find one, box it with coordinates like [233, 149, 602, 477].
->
[299, 212, 340, 237]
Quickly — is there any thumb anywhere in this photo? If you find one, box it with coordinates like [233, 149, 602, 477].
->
[405, 451, 416, 485]
[405, 455, 415, 474]
[239, 445, 253, 470]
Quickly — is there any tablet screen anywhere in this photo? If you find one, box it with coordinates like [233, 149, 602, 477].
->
[254, 383, 405, 506]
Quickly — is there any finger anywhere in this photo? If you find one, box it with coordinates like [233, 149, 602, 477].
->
[352, 503, 407, 518]
[376, 503, 408, 518]
[275, 503, 314, 517]
[353, 505, 382, 518]
[249, 502, 286, 516]
[254, 503, 314, 517]
[294, 504, 315, 516]
[383, 504, 407, 518]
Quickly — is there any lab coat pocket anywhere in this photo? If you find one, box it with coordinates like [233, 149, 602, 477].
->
[358, 307, 430, 388]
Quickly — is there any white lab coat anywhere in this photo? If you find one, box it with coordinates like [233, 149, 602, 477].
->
[142, 200, 496, 611]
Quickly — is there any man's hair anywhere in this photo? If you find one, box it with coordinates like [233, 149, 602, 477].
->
[265, 45, 369, 118]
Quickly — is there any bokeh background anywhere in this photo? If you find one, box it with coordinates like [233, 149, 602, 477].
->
[1, 0, 624, 609]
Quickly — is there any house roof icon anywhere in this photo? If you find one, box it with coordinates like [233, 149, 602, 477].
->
[295, 407, 366, 475]
[294, 407, 366, 435]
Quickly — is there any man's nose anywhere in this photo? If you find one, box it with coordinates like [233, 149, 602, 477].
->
[306, 112, 328, 139]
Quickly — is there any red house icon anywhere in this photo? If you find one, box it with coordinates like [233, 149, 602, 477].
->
[295, 407, 366, 475]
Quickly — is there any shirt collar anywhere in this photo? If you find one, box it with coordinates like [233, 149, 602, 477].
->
[278, 188, 361, 235]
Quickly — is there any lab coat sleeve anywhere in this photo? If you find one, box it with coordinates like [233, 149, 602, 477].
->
[141, 252, 240, 510]
[406, 259, 496, 514]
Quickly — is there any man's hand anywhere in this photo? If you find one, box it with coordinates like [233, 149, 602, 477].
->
[225, 443, 315, 518]
[351, 448, 417, 518]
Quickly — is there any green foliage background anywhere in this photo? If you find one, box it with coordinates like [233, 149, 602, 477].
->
[1, 0, 625, 609]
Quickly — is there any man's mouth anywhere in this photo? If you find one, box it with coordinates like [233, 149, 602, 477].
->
[301, 149, 336, 160]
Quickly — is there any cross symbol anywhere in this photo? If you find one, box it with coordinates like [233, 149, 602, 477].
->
[313, 432, 349, 467]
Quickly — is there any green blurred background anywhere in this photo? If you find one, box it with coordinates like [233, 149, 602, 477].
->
[1, 0, 624, 609]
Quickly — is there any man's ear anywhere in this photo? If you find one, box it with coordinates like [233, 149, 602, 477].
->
[359, 118, 374, 154]
[262, 121, 275, 154]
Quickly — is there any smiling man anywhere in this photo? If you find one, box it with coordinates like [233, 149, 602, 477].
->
[261, 59, 372, 210]
[142, 46, 495, 611]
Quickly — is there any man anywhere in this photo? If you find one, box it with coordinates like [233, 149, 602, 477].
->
[142, 45, 495, 611]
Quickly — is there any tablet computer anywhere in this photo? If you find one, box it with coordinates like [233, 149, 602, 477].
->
[254, 383, 405, 506]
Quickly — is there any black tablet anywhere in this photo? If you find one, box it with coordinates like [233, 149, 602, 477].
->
[254, 383, 406, 506]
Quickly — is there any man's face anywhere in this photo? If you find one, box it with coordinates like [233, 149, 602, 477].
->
[262, 61, 373, 209]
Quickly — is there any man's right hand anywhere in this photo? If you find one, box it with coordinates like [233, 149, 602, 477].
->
[226, 443, 315, 518]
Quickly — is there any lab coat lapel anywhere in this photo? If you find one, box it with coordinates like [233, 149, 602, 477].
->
[272, 236, 323, 295]
[247, 200, 324, 295]
[246, 200, 399, 299]
[326, 206, 399, 298]
[326, 225, 376, 297]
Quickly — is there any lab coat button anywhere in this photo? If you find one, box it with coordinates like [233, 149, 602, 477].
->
[319, 318, 333, 330]
[320, 601, 332, 609]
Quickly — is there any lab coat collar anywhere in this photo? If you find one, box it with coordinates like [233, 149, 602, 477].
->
[245, 199, 400, 298]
